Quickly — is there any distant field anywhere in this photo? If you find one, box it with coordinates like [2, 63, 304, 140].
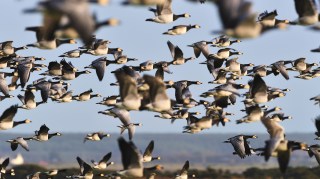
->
[0, 133, 318, 172]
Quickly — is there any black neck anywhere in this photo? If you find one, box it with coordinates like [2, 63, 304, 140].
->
[13, 120, 26, 127]
[48, 132, 59, 139]
[173, 14, 185, 20]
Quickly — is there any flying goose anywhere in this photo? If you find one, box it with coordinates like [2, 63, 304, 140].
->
[224, 57, 241, 73]
[91, 152, 114, 169]
[85, 57, 110, 81]
[261, 116, 285, 161]
[0, 158, 14, 178]
[73, 156, 94, 179]
[238, 63, 254, 77]
[55, 59, 91, 81]
[292, 0, 320, 25]
[3, 74, 17, 85]
[208, 110, 232, 127]
[114, 68, 141, 110]
[183, 115, 212, 134]
[194, 42, 227, 70]
[286, 57, 318, 73]
[53, 90, 74, 103]
[28, 78, 52, 103]
[264, 140, 307, 174]
[167, 40, 195, 65]
[73, 89, 101, 101]
[154, 111, 178, 120]
[174, 160, 194, 179]
[248, 74, 268, 104]
[0, 158, 9, 174]
[32, 0, 95, 46]
[0, 56, 14, 69]
[39, 61, 62, 76]
[96, 95, 120, 106]
[84, 39, 111, 56]
[99, 107, 141, 140]
[224, 135, 257, 158]
[163, 24, 200, 35]
[257, 10, 289, 27]
[143, 140, 161, 162]
[59, 49, 86, 58]
[26, 124, 62, 142]
[215, 48, 243, 59]
[203, 82, 241, 98]
[146, 0, 190, 23]
[49, 81, 70, 100]
[247, 65, 269, 77]
[208, 68, 227, 84]
[306, 144, 320, 165]
[154, 61, 172, 80]
[268, 60, 290, 80]
[116, 137, 143, 177]
[83, 132, 110, 143]
[6, 137, 31, 151]
[112, 51, 138, 64]
[0, 105, 31, 130]
[17, 59, 32, 89]
[236, 104, 264, 124]
[143, 74, 171, 112]
[25, 26, 77, 49]
[0, 72, 13, 98]
[174, 108, 201, 123]
[0, 41, 27, 57]
[188, 41, 209, 58]
[268, 112, 292, 122]
[132, 60, 154, 72]
[17, 89, 44, 110]
[210, 35, 241, 47]
[52, 8, 116, 39]
[171, 80, 189, 104]
[214, 0, 263, 38]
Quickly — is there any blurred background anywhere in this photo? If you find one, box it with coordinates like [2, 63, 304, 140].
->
[1, 0, 319, 134]
[0, 0, 320, 175]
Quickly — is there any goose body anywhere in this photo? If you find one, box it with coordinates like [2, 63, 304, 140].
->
[163, 25, 200, 35]
[0, 105, 31, 130]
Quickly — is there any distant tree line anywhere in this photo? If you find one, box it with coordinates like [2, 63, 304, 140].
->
[5, 164, 320, 179]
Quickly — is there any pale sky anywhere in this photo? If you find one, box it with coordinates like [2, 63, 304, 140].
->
[1, 0, 320, 134]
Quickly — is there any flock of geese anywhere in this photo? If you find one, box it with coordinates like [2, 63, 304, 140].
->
[1, 0, 320, 178]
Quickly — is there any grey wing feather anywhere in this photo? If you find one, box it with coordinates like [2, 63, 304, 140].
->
[112, 108, 131, 125]
[0, 75, 9, 96]
[167, 40, 175, 58]
[18, 138, 29, 151]
[158, 0, 172, 15]
[118, 137, 142, 170]
[143, 140, 154, 157]
[0, 105, 18, 123]
[274, 62, 289, 80]
[294, 0, 318, 17]
[179, 160, 189, 176]
[230, 136, 246, 158]
[128, 124, 135, 140]
[101, 152, 112, 163]
[92, 59, 106, 81]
